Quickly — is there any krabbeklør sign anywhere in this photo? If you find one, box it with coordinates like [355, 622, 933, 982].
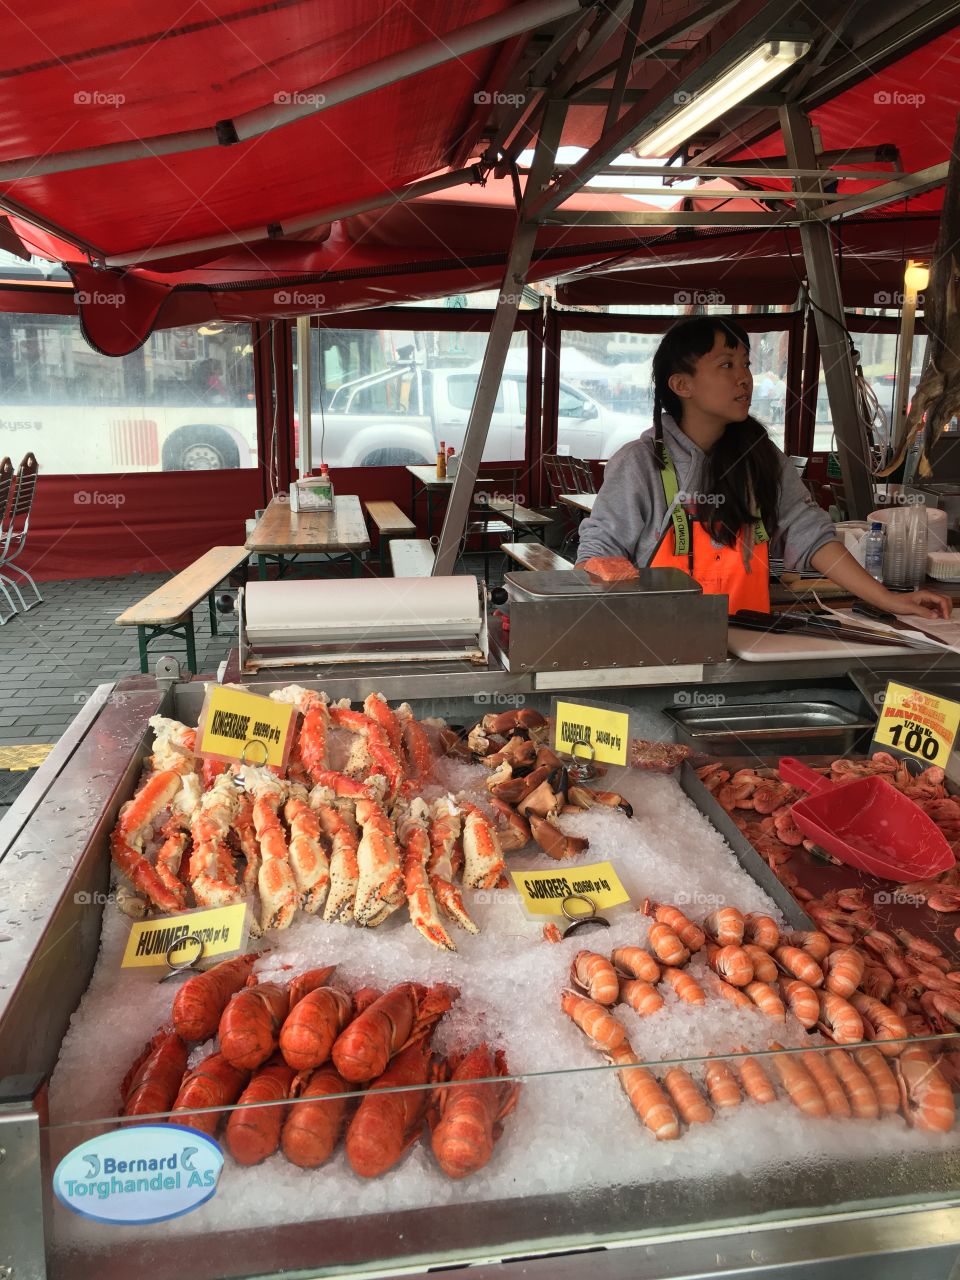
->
[53, 1124, 224, 1225]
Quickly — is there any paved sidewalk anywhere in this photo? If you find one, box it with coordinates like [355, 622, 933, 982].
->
[0, 575, 238, 748]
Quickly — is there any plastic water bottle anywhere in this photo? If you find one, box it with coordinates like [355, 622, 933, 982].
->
[864, 521, 885, 582]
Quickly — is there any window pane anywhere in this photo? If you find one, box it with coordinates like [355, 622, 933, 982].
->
[747, 330, 790, 452]
[814, 329, 926, 453]
[294, 326, 527, 465]
[559, 326, 789, 459]
[0, 314, 256, 473]
[556, 331, 651, 461]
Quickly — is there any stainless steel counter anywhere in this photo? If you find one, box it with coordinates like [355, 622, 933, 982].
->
[3, 669, 960, 1280]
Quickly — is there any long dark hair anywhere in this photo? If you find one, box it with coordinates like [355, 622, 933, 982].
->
[651, 317, 781, 548]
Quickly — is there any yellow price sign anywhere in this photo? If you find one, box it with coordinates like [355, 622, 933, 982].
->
[872, 681, 960, 769]
[121, 904, 249, 969]
[197, 686, 295, 770]
[554, 700, 629, 767]
[510, 861, 630, 918]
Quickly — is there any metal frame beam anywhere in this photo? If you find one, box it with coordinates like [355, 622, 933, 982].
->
[295, 315, 312, 479]
[525, 0, 810, 221]
[434, 100, 567, 577]
[544, 209, 802, 225]
[688, 0, 960, 168]
[498, 0, 636, 165]
[103, 165, 482, 268]
[811, 164, 948, 221]
[602, 0, 646, 131]
[533, 164, 902, 179]
[780, 104, 873, 521]
[568, 0, 736, 98]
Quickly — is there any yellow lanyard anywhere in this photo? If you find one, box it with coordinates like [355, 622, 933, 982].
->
[659, 446, 768, 559]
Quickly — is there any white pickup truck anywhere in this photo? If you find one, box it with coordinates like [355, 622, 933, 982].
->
[310, 363, 643, 466]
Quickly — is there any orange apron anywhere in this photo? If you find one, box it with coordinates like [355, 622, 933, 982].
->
[650, 446, 770, 615]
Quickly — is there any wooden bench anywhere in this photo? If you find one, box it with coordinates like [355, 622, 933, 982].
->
[501, 542, 574, 572]
[115, 546, 249, 674]
[389, 539, 436, 577]
[482, 496, 554, 540]
[364, 500, 417, 570]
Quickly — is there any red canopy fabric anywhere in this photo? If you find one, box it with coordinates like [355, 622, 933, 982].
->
[0, 6, 955, 348]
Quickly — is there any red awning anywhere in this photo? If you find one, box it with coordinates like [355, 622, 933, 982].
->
[0, 6, 955, 348]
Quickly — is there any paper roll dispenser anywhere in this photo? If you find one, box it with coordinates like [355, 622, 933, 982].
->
[239, 577, 488, 672]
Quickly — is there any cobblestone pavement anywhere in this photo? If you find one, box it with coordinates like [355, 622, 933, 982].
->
[0, 553, 506, 749]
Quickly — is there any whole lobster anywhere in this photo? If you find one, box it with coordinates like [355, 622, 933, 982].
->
[281, 1065, 353, 1168]
[172, 953, 258, 1041]
[225, 1055, 296, 1165]
[332, 981, 457, 1083]
[172, 1051, 249, 1136]
[345, 1039, 435, 1178]
[119, 1030, 188, 1117]
[430, 1044, 519, 1179]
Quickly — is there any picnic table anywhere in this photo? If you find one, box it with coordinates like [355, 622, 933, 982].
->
[558, 492, 596, 514]
[245, 495, 370, 579]
[406, 465, 498, 533]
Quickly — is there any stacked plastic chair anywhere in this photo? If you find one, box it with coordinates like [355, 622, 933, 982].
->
[0, 452, 42, 623]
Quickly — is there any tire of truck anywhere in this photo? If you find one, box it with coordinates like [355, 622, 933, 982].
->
[162, 425, 241, 471]
[359, 446, 432, 466]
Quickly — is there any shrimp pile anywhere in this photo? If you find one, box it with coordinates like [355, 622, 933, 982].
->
[120, 953, 519, 1178]
[699, 753, 960, 896]
[559, 899, 956, 1136]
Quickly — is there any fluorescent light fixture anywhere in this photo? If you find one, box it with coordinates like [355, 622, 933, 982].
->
[633, 40, 812, 159]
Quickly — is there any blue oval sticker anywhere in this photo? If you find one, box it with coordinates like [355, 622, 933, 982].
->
[53, 1124, 223, 1226]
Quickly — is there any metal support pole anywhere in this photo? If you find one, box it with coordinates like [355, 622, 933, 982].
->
[780, 104, 874, 521]
[434, 100, 568, 577]
[892, 273, 922, 451]
[0, 1075, 48, 1279]
[296, 315, 312, 480]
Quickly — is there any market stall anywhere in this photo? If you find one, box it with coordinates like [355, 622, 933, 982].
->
[4, 624, 960, 1278]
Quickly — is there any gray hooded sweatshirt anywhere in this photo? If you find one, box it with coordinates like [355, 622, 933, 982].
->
[575, 413, 838, 575]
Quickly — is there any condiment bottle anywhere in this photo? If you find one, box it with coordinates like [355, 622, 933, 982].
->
[437, 439, 447, 479]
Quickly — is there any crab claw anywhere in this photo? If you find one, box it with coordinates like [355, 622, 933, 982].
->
[485, 759, 514, 792]
[489, 764, 551, 805]
[439, 729, 473, 762]
[535, 746, 564, 770]
[481, 709, 548, 736]
[529, 814, 589, 860]
[517, 779, 562, 820]
[489, 798, 531, 851]
[466, 724, 493, 757]
[485, 736, 538, 772]
[567, 784, 633, 818]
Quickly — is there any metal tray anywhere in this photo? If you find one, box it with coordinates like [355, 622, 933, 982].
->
[665, 700, 874, 757]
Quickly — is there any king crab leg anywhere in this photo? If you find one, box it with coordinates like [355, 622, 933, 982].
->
[428, 797, 479, 934]
[397, 798, 456, 951]
[245, 767, 298, 931]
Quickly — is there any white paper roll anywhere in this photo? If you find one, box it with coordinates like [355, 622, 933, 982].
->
[244, 576, 482, 642]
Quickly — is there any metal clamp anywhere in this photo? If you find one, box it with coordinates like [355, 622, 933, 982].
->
[561, 893, 610, 938]
[158, 932, 205, 983]
[567, 737, 599, 781]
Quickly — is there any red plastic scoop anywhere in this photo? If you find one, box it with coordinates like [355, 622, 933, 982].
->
[778, 756, 955, 882]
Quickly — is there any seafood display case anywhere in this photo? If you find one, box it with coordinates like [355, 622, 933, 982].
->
[3, 668, 960, 1280]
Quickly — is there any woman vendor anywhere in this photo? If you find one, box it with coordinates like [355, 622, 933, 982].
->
[576, 318, 951, 620]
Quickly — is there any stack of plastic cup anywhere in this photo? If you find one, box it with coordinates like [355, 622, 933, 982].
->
[882, 508, 909, 589]
[906, 505, 928, 589]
